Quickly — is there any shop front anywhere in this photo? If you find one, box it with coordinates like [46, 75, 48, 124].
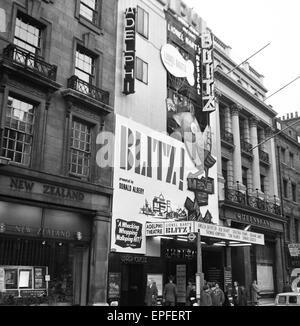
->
[221, 206, 285, 297]
[0, 171, 112, 306]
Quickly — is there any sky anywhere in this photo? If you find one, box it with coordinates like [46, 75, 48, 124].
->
[184, 0, 300, 118]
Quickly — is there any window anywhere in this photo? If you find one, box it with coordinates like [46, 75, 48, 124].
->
[260, 175, 265, 193]
[286, 217, 291, 242]
[136, 57, 148, 84]
[75, 46, 96, 84]
[278, 296, 287, 304]
[242, 167, 248, 188]
[295, 219, 299, 243]
[290, 152, 294, 168]
[281, 148, 286, 163]
[1, 96, 35, 166]
[222, 158, 228, 187]
[283, 179, 288, 198]
[292, 183, 297, 202]
[137, 6, 149, 39]
[289, 296, 298, 304]
[69, 119, 91, 178]
[14, 13, 42, 55]
[79, 0, 98, 23]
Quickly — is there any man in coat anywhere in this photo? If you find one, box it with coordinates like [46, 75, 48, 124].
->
[232, 281, 243, 306]
[211, 283, 225, 306]
[145, 280, 158, 306]
[163, 276, 177, 306]
[251, 280, 260, 306]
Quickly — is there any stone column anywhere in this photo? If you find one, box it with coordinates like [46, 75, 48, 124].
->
[243, 118, 250, 143]
[227, 159, 234, 189]
[231, 105, 243, 186]
[224, 106, 232, 132]
[88, 213, 111, 305]
[266, 127, 279, 198]
[275, 234, 284, 293]
[250, 117, 261, 194]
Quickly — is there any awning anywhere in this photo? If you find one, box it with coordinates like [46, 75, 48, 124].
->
[145, 221, 265, 245]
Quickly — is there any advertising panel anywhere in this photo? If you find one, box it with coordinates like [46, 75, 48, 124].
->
[111, 114, 219, 254]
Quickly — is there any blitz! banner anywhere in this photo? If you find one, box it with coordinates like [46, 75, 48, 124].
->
[111, 114, 219, 254]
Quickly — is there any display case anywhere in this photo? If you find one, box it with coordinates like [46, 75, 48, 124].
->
[0, 266, 48, 299]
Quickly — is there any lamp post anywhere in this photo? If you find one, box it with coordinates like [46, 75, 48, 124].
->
[196, 232, 203, 306]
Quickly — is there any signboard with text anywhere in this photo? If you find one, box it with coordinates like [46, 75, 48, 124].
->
[145, 221, 265, 245]
[111, 114, 219, 254]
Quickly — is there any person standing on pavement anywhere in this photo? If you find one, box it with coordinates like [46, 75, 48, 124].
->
[251, 280, 260, 306]
[232, 281, 243, 306]
[145, 279, 158, 306]
[186, 280, 193, 306]
[211, 282, 225, 306]
[200, 285, 212, 306]
[163, 276, 177, 306]
[240, 285, 248, 306]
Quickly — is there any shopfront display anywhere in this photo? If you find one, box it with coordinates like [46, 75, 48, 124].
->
[0, 201, 92, 305]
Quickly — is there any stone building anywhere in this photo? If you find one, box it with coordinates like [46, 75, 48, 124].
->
[276, 113, 300, 283]
[215, 36, 286, 297]
[0, 0, 117, 305]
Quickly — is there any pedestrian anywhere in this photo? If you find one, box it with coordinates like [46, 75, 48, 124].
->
[211, 282, 225, 306]
[188, 284, 197, 306]
[232, 281, 243, 306]
[251, 280, 260, 306]
[240, 285, 247, 306]
[200, 285, 212, 306]
[145, 279, 158, 306]
[163, 276, 177, 306]
[186, 280, 193, 306]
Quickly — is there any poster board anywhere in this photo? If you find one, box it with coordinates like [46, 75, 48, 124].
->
[176, 265, 186, 303]
[0, 268, 5, 292]
[147, 274, 163, 297]
[108, 273, 121, 300]
[257, 264, 274, 293]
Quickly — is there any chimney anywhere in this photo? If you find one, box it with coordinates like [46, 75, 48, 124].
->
[291, 113, 294, 119]
[287, 113, 290, 119]
[296, 112, 299, 118]
[282, 116, 285, 120]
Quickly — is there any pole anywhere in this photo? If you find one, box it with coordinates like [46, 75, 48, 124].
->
[196, 232, 203, 306]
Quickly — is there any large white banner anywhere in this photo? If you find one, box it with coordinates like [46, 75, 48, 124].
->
[111, 114, 219, 254]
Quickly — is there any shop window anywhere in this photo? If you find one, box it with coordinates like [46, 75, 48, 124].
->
[292, 183, 297, 202]
[1, 96, 35, 166]
[136, 57, 148, 84]
[137, 6, 149, 39]
[75, 46, 96, 86]
[14, 12, 42, 56]
[69, 118, 92, 178]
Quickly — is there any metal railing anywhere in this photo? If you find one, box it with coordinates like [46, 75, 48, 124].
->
[241, 140, 253, 154]
[67, 75, 110, 105]
[3, 44, 57, 81]
[221, 130, 234, 145]
[259, 149, 270, 164]
[225, 187, 281, 216]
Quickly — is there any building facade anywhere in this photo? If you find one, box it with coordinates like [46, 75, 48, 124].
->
[0, 0, 117, 305]
[276, 113, 300, 287]
[215, 37, 286, 297]
[108, 0, 278, 307]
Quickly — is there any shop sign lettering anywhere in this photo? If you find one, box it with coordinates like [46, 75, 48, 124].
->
[235, 212, 271, 228]
[120, 255, 148, 264]
[120, 125, 185, 191]
[123, 8, 136, 95]
[201, 33, 215, 112]
[43, 185, 84, 201]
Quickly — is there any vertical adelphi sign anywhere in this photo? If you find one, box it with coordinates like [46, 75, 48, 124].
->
[123, 8, 136, 95]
